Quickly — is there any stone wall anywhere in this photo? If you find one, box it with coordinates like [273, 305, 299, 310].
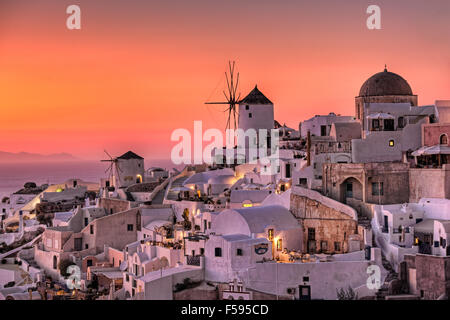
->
[322, 162, 410, 205]
[413, 254, 450, 299]
[98, 198, 131, 215]
[290, 187, 359, 254]
[422, 123, 450, 146]
[409, 165, 450, 202]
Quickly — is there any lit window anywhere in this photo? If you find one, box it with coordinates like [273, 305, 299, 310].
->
[389, 140, 395, 147]
[276, 239, 283, 251]
[268, 229, 274, 241]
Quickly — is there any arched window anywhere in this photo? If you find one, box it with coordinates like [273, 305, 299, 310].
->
[440, 134, 448, 145]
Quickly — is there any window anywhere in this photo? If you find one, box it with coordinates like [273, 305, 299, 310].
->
[398, 117, 406, 129]
[384, 119, 394, 131]
[84, 218, 88, 227]
[236, 248, 243, 256]
[53, 256, 57, 269]
[215, 247, 222, 257]
[86, 259, 93, 267]
[90, 225, 94, 234]
[268, 229, 274, 241]
[200, 248, 205, 255]
[440, 134, 448, 145]
[389, 140, 395, 147]
[249, 113, 252, 118]
[299, 178, 307, 186]
[334, 242, 341, 252]
[127, 224, 134, 231]
[85, 244, 89, 249]
[126, 274, 129, 282]
[372, 182, 384, 196]
[276, 239, 283, 251]
[303, 276, 309, 282]
[372, 119, 380, 129]
[308, 228, 315, 240]
[320, 125, 327, 136]
[245, 105, 249, 110]
[320, 241, 328, 252]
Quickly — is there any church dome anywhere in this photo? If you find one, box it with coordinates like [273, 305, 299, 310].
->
[359, 68, 413, 97]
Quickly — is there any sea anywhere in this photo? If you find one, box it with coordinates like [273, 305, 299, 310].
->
[0, 159, 179, 199]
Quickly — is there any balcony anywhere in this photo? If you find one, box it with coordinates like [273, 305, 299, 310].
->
[186, 255, 201, 267]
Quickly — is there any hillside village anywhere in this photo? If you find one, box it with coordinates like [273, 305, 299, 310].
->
[0, 67, 449, 300]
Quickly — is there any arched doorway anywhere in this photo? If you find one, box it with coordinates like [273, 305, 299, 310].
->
[340, 177, 363, 204]
[440, 134, 448, 146]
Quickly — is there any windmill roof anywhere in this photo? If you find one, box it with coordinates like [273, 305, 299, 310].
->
[240, 85, 273, 105]
[117, 151, 144, 160]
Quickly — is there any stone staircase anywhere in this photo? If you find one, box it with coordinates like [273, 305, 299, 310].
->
[375, 252, 399, 300]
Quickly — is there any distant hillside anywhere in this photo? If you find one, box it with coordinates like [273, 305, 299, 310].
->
[0, 151, 79, 163]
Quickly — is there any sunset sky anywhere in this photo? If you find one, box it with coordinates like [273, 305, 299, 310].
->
[0, 0, 449, 161]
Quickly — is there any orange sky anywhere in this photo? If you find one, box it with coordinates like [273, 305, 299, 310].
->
[0, 0, 449, 161]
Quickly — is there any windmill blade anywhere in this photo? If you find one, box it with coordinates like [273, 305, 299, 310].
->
[105, 162, 113, 174]
[116, 161, 123, 173]
[225, 110, 231, 132]
[104, 149, 114, 160]
[233, 72, 240, 102]
[225, 72, 232, 100]
[223, 90, 230, 102]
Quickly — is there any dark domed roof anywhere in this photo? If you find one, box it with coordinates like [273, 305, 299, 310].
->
[359, 68, 413, 97]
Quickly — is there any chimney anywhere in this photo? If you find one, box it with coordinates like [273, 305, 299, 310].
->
[306, 130, 311, 167]
[19, 210, 24, 235]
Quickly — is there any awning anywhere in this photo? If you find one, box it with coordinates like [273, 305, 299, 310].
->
[367, 112, 395, 119]
[412, 144, 450, 156]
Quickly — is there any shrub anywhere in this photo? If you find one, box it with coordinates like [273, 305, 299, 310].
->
[336, 286, 358, 300]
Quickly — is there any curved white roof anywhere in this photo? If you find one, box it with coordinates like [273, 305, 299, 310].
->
[234, 205, 300, 233]
[183, 168, 234, 186]
[213, 205, 301, 236]
[207, 175, 236, 185]
[261, 189, 291, 209]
